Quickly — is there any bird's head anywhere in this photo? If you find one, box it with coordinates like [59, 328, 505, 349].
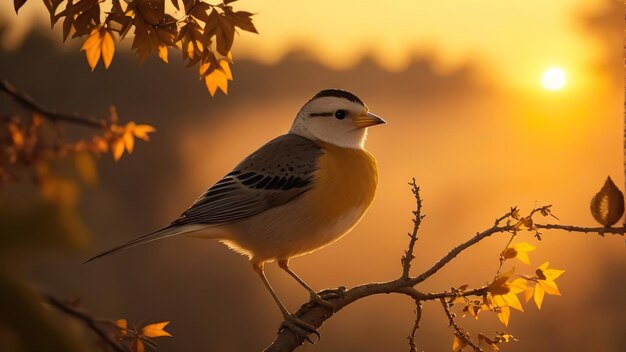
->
[289, 89, 385, 149]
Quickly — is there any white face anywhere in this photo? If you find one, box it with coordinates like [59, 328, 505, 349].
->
[289, 96, 384, 149]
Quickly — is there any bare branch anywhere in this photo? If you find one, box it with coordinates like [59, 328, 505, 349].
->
[408, 300, 422, 352]
[43, 293, 127, 352]
[535, 223, 626, 235]
[0, 80, 105, 128]
[401, 178, 425, 279]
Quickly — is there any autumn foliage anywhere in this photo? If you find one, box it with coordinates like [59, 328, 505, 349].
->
[14, 0, 257, 96]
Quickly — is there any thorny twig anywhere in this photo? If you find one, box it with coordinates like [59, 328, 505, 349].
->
[0, 80, 105, 128]
[401, 178, 425, 279]
[43, 293, 127, 352]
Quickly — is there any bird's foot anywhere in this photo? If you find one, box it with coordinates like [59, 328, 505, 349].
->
[318, 286, 346, 300]
[309, 291, 337, 311]
[279, 314, 321, 344]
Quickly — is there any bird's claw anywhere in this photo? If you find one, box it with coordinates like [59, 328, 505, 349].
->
[318, 286, 346, 300]
[279, 314, 321, 343]
[309, 291, 336, 310]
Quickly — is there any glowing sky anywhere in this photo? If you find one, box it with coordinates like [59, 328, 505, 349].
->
[0, 0, 611, 88]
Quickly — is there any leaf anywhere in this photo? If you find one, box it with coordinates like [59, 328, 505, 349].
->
[81, 28, 102, 71]
[590, 176, 624, 227]
[496, 305, 510, 326]
[123, 131, 134, 154]
[81, 28, 115, 70]
[141, 321, 172, 338]
[101, 29, 115, 69]
[132, 124, 156, 141]
[225, 9, 257, 33]
[14, 0, 28, 13]
[136, 0, 165, 25]
[158, 45, 169, 63]
[452, 334, 466, 352]
[112, 138, 124, 161]
[202, 59, 232, 96]
[533, 283, 545, 309]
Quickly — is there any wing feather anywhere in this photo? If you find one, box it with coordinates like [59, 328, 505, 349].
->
[171, 134, 322, 226]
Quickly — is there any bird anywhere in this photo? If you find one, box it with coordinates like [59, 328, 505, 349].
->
[86, 89, 385, 336]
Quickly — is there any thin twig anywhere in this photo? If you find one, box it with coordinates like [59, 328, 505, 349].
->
[439, 298, 482, 351]
[401, 178, 425, 279]
[0, 80, 105, 128]
[535, 223, 626, 235]
[408, 300, 422, 352]
[43, 293, 127, 352]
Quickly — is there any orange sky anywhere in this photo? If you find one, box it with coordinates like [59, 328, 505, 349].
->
[0, 0, 611, 89]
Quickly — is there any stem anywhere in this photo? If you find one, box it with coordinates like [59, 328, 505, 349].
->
[0, 80, 105, 129]
[43, 294, 127, 352]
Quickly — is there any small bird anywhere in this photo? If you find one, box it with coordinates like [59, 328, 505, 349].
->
[86, 89, 385, 335]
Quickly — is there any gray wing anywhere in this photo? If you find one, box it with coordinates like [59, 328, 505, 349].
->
[171, 134, 322, 226]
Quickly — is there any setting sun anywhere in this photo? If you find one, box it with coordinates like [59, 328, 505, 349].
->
[542, 67, 567, 91]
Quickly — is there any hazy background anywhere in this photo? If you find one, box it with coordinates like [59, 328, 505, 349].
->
[1, 0, 625, 351]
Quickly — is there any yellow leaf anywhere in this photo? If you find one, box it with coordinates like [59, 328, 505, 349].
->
[112, 138, 124, 161]
[101, 29, 115, 69]
[203, 59, 232, 96]
[523, 287, 534, 303]
[81, 28, 103, 71]
[511, 242, 536, 265]
[158, 45, 169, 63]
[81, 27, 115, 70]
[452, 334, 466, 352]
[123, 131, 134, 154]
[497, 306, 511, 326]
[132, 124, 156, 141]
[141, 321, 172, 338]
[533, 284, 545, 309]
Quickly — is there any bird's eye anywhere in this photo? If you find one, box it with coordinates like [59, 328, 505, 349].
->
[335, 110, 347, 120]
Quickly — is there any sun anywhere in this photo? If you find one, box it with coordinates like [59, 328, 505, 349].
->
[541, 67, 567, 91]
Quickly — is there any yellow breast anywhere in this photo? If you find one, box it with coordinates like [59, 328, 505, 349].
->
[309, 141, 378, 226]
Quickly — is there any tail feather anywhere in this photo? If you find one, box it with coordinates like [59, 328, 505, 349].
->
[84, 225, 196, 263]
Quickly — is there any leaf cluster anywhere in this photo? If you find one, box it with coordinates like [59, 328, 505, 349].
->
[0, 82, 155, 198]
[13, 0, 257, 96]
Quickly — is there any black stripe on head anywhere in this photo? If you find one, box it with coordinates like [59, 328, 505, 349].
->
[312, 89, 364, 106]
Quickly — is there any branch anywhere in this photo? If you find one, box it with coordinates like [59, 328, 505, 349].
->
[265, 186, 626, 351]
[43, 293, 127, 352]
[401, 178, 425, 279]
[408, 300, 422, 352]
[535, 223, 626, 235]
[0, 80, 105, 128]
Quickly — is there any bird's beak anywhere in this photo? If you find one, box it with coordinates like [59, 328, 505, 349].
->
[354, 112, 386, 128]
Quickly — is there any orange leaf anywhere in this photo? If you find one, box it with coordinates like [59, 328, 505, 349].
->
[112, 138, 125, 161]
[123, 131, 135, 154]
[81, 28, 116, 70]
[158, 45, 169, 63]
[141, 321, 172, 338]
[132, 124, 156, 141]
[101, 29, 115, 69]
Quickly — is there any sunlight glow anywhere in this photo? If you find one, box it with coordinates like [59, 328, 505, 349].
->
[541, 67, 567, 91]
